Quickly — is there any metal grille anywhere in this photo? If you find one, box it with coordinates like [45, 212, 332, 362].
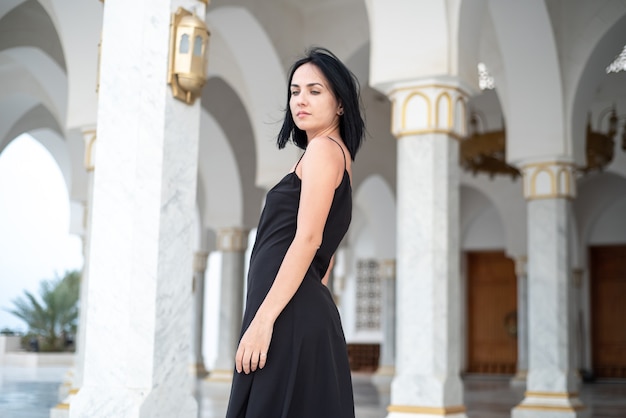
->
[355, 259, 381, 330]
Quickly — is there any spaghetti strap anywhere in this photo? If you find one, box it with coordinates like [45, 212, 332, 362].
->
[293, 151, 306, 171]
[294, 137, 347, 172]
[327, 136, 347, 171]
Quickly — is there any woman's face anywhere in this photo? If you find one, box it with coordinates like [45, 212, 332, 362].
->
[289, 63, 342, 139]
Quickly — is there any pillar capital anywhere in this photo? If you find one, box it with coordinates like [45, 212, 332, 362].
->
[217, 227, 248, 252]
[515, 256, 528, 277]
[81, 127, 97, 172]
[571, 268, 584, 288]
[379, 258, 396, 280]
[386, 80, 469, 140]
[520, 160, 577, 200]
[193, 250, 209, 273]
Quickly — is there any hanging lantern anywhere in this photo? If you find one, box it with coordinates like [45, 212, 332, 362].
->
[168, 7, 210, 104]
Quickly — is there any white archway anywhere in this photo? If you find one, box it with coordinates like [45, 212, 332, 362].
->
[460, 185, 505, 250]
[460, 173, 526, 258]
[40, 0, 102, 128]
[0, 49, 66, 151]
[353, 174, 396, 258]
[488, 1, 566, 165]
[198, 110, 243, 229]
[206, 6, 295, 189]
[575, 172, 626, 256]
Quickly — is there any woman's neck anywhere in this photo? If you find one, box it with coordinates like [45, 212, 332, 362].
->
[306, 126, 340, 144]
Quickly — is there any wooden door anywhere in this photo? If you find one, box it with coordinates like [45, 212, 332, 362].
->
[467, 251, 518, 374]
[590, 245, 626, 379]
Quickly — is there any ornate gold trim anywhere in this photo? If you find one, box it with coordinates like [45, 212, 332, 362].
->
[375, 365, 395, 375]
[388, 83, 470, 98]
[525, 192, 572, 200]
[54, 403, 70, 410]
[387, 404, 466, 414]
[193, 251, 209, 273]
[401, 90, 431, 131]
[455, 97, 467, 137]
[571, 268, 584, 288]
[69, 388, 80, 395]
[530, 166, 555, 195]
[521, 160, 573, 170]
[391, 83, 468, 139]
[514, 404, 586, 412]
[83, 129, 97, 172]
[379, 259, 396, 280]
[396, 128, 464, 141]
[205, 368, 234, 382]
[525, 391, 579, 398]
[217, 228, 248, 252]
[514, 256, 528, 277]
[521, 161, 576, 200]
[194, 362, 209, 378]
[436, 91, 453, 129]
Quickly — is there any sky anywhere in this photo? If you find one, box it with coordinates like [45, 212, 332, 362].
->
[0, 134, 84, 333]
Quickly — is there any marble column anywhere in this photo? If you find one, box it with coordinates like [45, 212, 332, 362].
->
[69, 1, 205, 416]
[209, 227, 248, 381]
[511, 256, 528, 387]
[385, 82, 467, 418]
[378, 259, 397, 374]
[512, 162, 588, 418]
[50, 128, 97, 418]
[372, 259, 396, 400]
[193, 251, 209, 378]
[570, 268, 584, 377]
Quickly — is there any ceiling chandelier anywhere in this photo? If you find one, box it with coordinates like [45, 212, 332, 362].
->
[459, 113, 520, 179]
[460, 108, 626, 179]
[581, 106, 626, 174]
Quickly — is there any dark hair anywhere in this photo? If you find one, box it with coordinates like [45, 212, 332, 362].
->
[277, 47, 365, 160]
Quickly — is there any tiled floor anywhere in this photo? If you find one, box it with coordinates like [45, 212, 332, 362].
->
[2, 366, 626, 418]
[0, 367, 68, 418]
[197, 373, 626, 418]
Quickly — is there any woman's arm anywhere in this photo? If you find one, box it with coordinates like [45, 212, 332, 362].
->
[234, 137, 345, 374]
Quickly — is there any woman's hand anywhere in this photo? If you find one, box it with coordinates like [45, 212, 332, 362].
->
[235, 316, 274, 374]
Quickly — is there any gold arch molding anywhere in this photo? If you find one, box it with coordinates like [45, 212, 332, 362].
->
[389, 84, 468, 139]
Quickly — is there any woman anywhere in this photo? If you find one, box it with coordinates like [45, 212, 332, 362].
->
[225, 47, 365, 418]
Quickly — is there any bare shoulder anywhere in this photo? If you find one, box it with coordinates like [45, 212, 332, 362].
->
[305, 137, 345, 164]
[298, 137, 346, 186]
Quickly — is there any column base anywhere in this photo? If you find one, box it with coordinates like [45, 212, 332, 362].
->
[512, 392, 590, 418]
[372, 366, 394, 392]
[373, 366, 395, 385]
[375, 365, 396, 376]
[50, 388, 79, 418]
[372, 366, 394, 410]
[50, 402, 69, 418]
[386, 404, 467, 418]
[68, 386, 197, 418]
[510, 370, 527, 388]
[193, 362, 209, 378]
[206, 369, 234, 382]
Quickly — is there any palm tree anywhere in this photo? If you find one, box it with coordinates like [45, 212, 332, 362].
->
[6, 270, 81, 352]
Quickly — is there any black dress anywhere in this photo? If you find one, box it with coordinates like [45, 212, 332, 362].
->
[225, 140, 354, 418]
